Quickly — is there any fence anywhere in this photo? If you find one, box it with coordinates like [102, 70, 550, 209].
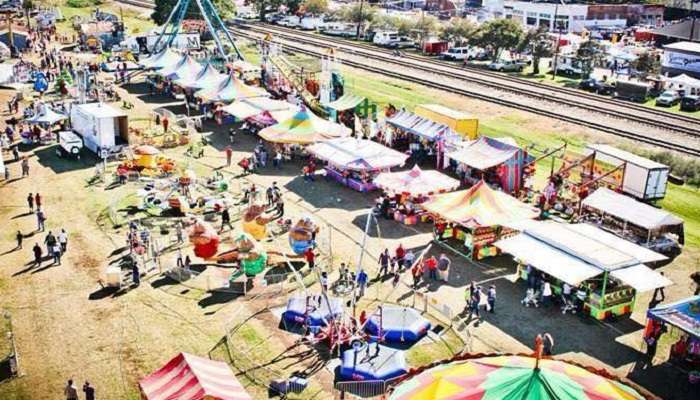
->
[334, 377, 402, 399]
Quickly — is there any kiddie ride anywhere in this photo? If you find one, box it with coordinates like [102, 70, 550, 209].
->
[117, 145, 176, 180]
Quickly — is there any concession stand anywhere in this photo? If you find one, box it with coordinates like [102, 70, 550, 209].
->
[497, 220, 672, 320]
[374, 166, 460, 225]
[307, 137, 408, 192]
[385, 110, 462, 167]
[421, 180, 539, 260]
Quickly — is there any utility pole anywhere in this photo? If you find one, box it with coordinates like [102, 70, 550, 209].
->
[550, 0, 566, 79]
[356, 0, 365, 41]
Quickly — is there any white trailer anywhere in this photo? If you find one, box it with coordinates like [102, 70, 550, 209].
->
[372, 31, 400, 47]
[70, 103, 129, 154]
[586, 144, 669, 201]
[319, 22, 356, 37]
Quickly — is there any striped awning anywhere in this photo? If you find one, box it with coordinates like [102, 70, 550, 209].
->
[139, 353, 252, 400]
[325, 94, 366, 112]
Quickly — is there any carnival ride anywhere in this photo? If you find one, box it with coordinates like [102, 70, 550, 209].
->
[340, 342, 408, 381]
[364, 306, 431, 344]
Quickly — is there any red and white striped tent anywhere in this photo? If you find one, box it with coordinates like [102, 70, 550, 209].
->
[139, 353, 252, 400]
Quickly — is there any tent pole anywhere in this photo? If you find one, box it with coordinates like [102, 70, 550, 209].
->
[600, 271, 608, 311]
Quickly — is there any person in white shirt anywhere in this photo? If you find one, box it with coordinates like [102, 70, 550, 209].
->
[58, 229, 68, 252]
[542, 281, 553, 307]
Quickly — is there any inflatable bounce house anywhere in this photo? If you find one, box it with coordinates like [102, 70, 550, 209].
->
[339, 341, 407, 381]
[364, 306, 431, 344]
[282, 295, 344, 328]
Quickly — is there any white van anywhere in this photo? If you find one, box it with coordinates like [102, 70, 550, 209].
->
[299, 16, 323, 30]
[372, 31, 400, 47]
[319, 22, 356, 37]
[278, 15, 301, 28]
[236, 7, 257, 19]
[441, 47, 470, 61]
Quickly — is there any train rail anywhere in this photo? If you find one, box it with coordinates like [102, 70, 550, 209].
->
[232, 28, 700, 157]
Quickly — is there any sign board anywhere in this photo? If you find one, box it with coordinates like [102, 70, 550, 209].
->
[662, 50, 700, 75]
[146, 33, 201, 52]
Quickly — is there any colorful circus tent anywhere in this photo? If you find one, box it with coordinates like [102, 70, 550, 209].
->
[308, 138, 409, 171]
[175, 62, 226, 90]
[222, 97, 299, 124]
[421, 180, 539, 228]
[139, 352, 252, 400]
[140, 47, 182, 70]
[374, 165, 460, 197]
[158, 54, 203, 81]
[388, 354, 650, 400]
[258, 107, 351, 145]
[447, 136, 527, 194]
[196, 73, 269, 103]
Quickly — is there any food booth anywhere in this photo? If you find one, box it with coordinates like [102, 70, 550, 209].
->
[421, 180, 540, 259]
[385, 110, 462, 168]
[496, 220, 672, 320]
[307, 137, 408, 192]
[646, 296, 700, 381]
[447, 136, 527, 195]
[374, 166, 460, 225]
[581, 187, 684, 254]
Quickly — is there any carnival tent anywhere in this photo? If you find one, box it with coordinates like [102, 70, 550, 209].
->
[387, 110, 461, 142]
[141, 47, 182, 70]
[647, 295, 700, 339]
[307, 138, 409, 171]
[496, 221, 670, 288]
[374, 165, 460, 197]
[175, 62, 226, 90]
[325, 94, 366, 112]
[258, 107, 350, 144]
[196, 73, 269, 103]
[159, 54, 203, 81]
[139, 352, 252, 400]
[448, 136, 526, 193]
[421, 180, 539, 228]
[666, 73, 700, 91]
[25, 106, 67, 125]
[223, 97, 298, 121]
[582, 187, 684, 231]
[389, 355, 646, 400]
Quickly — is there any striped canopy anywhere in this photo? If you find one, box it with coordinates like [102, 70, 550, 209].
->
[175, 62, 226, 90]
[421, 180, 539, 228]
[196, 73, 269, 103]
[159, 54, 203, 81]
[258, 107, 351, 145]
[139, 352, 252, 400]
[390, 355, 646, 400]
[374, 166, 460, 197]
[307, 137, 409, 171]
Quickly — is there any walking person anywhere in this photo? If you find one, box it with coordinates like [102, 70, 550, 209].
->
[275, 197, 285, 217]
[468, 288, 481, 320]
[21, 156, 29, 177]
[542, 332, 554, 356]
[648, 272, 666, 309]
[32, 243, 42, 266]
[224, 145, 233, 167]
[82, 381, 95, 400]
[542, 280, 553, 307]
[58, 229, 68, 252]
[437, 253, 450, 282]
[357, 269, 368, 299]
[44, 231, 56, 254]
[411, 263, 422, 290]
[52, 243, 62, 265]
[35, 193, 42, 211]
[273, 151, 282, 169]
[403, 249, 415, 271]
[15, 230, 23, 249]
[487, 285, 496, 313]
[394, 243, 405, 269]
[64, 379, 78, 400]
[220, 208, 233, 232]
[304, 247, 315, 270]
[175, 221, 184, 244]
[266, 185, 274, 206]
[378, 249, 390, 279]
[132, 262, 141, 286]
[320, 271, 329, 292]
[425, 255, 438, 281]
[27, 192, 34, 212]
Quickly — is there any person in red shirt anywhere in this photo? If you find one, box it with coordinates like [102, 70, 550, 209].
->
[35, 193, 42, 211]
[395, 244, 405, 269]
[224, 145, 232, 167]
[304, 247, 315, 270]
[425, 256, 438, 281]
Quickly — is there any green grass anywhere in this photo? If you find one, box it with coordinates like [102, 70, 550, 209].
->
[640, 98, 700, 119]
[661, 183, 700, 248]
[57, 2, 155, 36]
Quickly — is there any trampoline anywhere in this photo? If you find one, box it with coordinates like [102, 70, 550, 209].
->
[364, 306, 431, 343]
[282, 295, 344, 327]
[339, 342, 407, 381]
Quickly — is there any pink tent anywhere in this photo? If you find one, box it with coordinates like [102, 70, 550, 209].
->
[374, 165, 460, 197]
[139, 353, 252, 400]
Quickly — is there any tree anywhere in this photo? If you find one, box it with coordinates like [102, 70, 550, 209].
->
[412, 14, 440, 44]
[471, 18, 524, 62]
[518, 26, 552, 75]
[440, 18, 477, 47]
[576, 39, 603, 79]
[23, 0, 33, 29]
[152, 0, 237, 25]
[633, 51, 661, 76]
[301, 0, 328, 15]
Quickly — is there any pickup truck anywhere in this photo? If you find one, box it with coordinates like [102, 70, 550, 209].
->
[488, 60, 526, 72]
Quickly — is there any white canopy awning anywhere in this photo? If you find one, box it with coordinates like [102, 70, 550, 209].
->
[582, 188, 683, 231]
[610, 264, 672, 293]
[666, 73, 700, 90]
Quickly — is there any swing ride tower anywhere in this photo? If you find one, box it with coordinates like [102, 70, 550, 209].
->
[150, 0, 244, 61]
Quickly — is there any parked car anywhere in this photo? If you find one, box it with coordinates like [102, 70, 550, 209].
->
[488, 60, 525, 72]
[655, 90, 681, 107]
[680, 95, 700, 112]
[579, 78, 614, 95]
[56, 131, 83, 159]
[613, 81, 649, 103]
[265, 13, 284, 24]
[441, 47, 470, 61]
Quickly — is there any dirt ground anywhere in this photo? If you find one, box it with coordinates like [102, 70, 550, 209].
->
[0, 49, 698, 400]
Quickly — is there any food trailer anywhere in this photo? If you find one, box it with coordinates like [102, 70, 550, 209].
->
[70, 103, 129, 154]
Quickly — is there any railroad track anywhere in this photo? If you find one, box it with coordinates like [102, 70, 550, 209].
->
[239, 23, 700, 140]
[232, 28, 700, 157]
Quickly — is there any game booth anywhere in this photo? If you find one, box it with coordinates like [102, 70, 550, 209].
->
[307, 137, 408, 192]
[646, 295, 700, 381]
[139, 352, 252, 400]
[421, 180, 540, 260]
[447, 136, 528, 195]
[581, 187, 684, 254]
[258, 107, 350, 145]
[374, 166, 460, 225]
[496, 220, 672, 320]
[385, 110, 462, 167]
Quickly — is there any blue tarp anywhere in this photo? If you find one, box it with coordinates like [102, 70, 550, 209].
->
[647, 295, 700, 339]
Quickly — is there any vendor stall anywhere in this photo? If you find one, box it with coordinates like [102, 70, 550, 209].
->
[174, 62, 225, 90]
[496, 220, 672, 320]
[447, 136, 527, 194]
[415, 103, 479, 140]
[25, 106, 67, 144]
[646, 296, 700, 381]
[223, 97, 298, 127]
[307, 137, 408, 192]
[374, 166, 460, 225]
[258, 107, 350, 145]
[582, 187, 684, 253]
[421, 180, 539, 259]
[157, 53, 203, 81]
